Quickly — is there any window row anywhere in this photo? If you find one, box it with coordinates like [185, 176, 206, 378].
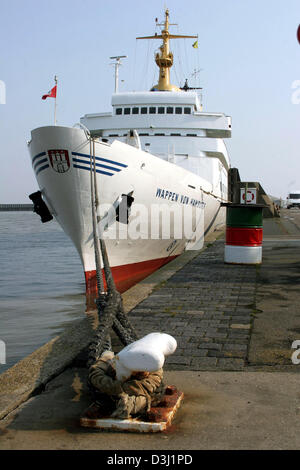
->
[108, 133, 198, 137]
[115, 106, 192, 116]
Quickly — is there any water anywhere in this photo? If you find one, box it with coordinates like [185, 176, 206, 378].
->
[0, 212, 86, 374]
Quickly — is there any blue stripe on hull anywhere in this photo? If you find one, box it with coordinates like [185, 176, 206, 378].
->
[32, 151, 46, 164]
[71, 151, 127, 168]
[34, 157, 48, 171]
[36, 164, 49, 175]
[73, 164, 114, 176]
[72, 157, 121, 173]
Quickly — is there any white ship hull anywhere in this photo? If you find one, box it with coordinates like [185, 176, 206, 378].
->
[28, 125, 226, 298]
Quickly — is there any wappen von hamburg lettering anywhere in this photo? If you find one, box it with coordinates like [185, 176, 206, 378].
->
[107, 453, 193, 466]
[156, 187, 206, 208]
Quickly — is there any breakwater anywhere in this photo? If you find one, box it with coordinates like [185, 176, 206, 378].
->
[0, 204, 33, 211]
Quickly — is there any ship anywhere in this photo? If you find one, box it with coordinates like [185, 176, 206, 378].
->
[27, 9, 231, 304]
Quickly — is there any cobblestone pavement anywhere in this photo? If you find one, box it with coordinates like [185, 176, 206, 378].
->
[129, 240, 257, 371]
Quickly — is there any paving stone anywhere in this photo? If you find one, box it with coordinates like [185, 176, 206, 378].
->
[230, 324, 251, 329]
[185, 310, 205, 315]
[198, 342, 222, 350]
[228, 329, 250, 335]
[191, 357, 218, 368]
[217, 327, 230, 333]
[223, 343, 248, 350]
[207, 350, 225, 358]
[188, 336, 203, 343]
[223, 350, 246, 358]
[188, 349, 208, 357]
[218, 337, 249, 345]
[217, 358, 245, 370]
[204, 328, 218, 335]
[210, 332, 228, 339]
[166, 356, 192, 365]
[165, 364, 195, 371]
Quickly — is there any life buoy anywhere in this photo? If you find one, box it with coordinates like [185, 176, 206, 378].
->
[242, 190, 255, 203]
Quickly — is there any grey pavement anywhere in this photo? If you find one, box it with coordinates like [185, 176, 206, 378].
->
[129, 241, 255, 372]
[0, 369, 299, 450]
[1, 209, 300, 450]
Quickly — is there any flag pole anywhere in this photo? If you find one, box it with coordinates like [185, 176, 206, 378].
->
[54, 75, 57, 126]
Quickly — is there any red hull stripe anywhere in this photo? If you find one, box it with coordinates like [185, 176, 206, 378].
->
[226, 227, 263, 246]
[85, 255, 178, 295]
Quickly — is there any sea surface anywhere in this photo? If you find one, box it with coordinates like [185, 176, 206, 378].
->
[0, 211, 86, 374]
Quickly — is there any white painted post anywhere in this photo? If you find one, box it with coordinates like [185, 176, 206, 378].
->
[54, 75, 58, 125]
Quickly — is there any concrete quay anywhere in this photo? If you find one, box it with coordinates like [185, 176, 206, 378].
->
[1, 209, 300, 450]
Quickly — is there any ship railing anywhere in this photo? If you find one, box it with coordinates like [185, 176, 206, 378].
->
[73, 122, 91, 140]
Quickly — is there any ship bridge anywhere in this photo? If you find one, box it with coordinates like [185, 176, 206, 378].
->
[80, 90, 231, 141]
[111, 91, 202, 110]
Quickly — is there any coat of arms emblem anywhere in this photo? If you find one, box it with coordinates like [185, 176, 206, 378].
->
[48, 149, 70, 173]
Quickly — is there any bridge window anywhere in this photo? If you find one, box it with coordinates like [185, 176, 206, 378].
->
[167, 107, 174, 114]
[184, 107, 191, 114]
[154, 133, 165, 136]
[158, 107, 165, 114]
[186, 133, 197, 137]
[175, 107, 182, 114]
[116, 108, 122, 115]
[141, 107, 148, 114]
[171, 133, 181, 136]
[149, 107, 156, 114]
[124, 108, 131, 115]
[132, 107, 139, 114]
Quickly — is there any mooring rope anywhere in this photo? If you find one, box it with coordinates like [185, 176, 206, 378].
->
[200, 186, 231, 204]
[89, 139, 105, 295]
[87, 137, 138, 372]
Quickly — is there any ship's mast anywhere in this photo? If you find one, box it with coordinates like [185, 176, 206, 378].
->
[137, 9, 197, 91]
[110, 55, 127, 93]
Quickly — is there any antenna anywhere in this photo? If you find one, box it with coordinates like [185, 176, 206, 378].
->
[191, 68, 203, 82]
[110, 55, 127, 93]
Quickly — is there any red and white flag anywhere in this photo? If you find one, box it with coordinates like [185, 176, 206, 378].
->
[42, 85, 57, 100]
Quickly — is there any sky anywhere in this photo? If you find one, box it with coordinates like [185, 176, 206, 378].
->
[0, 0, 300, 202]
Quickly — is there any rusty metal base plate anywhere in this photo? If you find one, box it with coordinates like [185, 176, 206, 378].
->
[80, 385, 184, 433]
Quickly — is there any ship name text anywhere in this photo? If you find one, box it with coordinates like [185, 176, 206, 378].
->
[155, 187, 205, 208]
